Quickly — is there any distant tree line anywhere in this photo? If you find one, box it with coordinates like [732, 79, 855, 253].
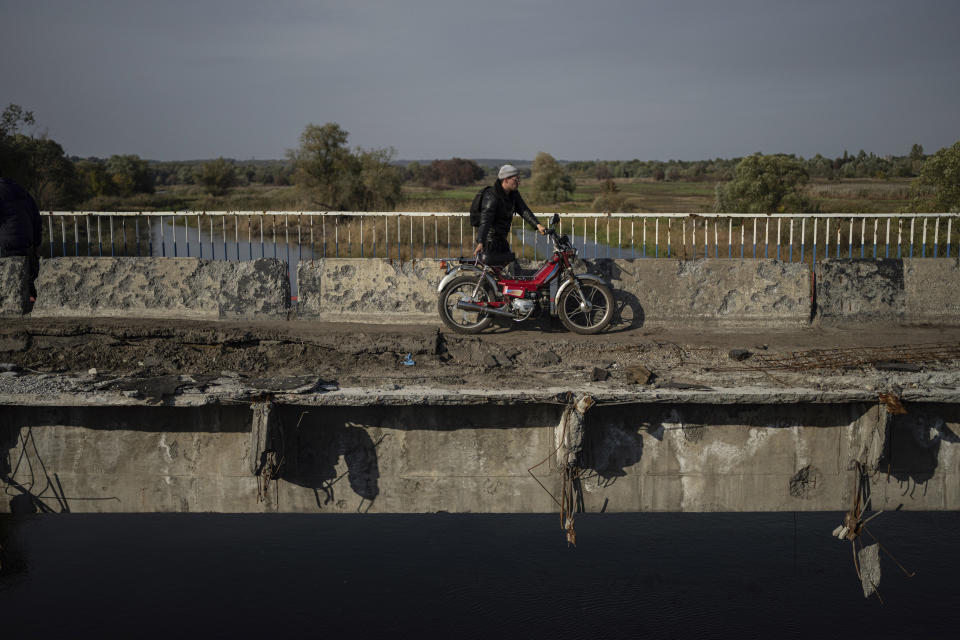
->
[152, 158, 294, 188]
[3, 102, 958, 213]
[405, 157, 486, 188]
[564, 147, 927, 184]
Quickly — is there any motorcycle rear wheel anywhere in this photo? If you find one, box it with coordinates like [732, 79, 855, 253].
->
[438, 275, 495, 333]
[557, 280, 614, 334]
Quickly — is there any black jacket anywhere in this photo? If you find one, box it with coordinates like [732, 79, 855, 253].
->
[0, 178, 41, 256]
[477, 180, 540, 249]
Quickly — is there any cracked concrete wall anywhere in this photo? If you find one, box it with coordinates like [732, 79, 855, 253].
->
[816, 259, 905, 324]
[816, 258, 960, 325]
[0, 257, 29, 317]
[297, 258, 811, 327]
[3, 402, 957, 514]
[11, 255, 960, 325]
[591, 259, 812, 328]
[903, 258, 960, 325]
[30, 257, 289, 320]
[297, 258, 445, 322]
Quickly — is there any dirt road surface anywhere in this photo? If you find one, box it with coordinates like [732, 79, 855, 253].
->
[2, 318, 959, 401]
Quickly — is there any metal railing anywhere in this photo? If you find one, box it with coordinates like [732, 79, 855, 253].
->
[35, 211, 960, 264]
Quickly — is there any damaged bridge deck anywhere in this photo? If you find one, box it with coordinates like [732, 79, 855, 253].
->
[1, 319, 959, 514]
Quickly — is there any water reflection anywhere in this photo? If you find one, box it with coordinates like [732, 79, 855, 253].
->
[1, 512, 957, 638]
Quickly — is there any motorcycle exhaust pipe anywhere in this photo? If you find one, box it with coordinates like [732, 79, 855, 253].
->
[456, 300, 515, 318]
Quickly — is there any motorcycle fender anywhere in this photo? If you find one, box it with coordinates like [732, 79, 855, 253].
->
[437, 266, 498, 295]
[555, 274, 609, 304]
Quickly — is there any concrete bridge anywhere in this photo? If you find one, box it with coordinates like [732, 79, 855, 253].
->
[1, 255, 958, 515]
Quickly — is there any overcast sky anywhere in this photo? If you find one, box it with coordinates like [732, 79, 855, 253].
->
[3, 0, 958, 162]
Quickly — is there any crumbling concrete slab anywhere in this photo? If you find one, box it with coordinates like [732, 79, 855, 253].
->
[205, 258, 290, 319]
[297, 258, 445, 322]
[903, 258, 960, 325]
[816, 258, 960, 326]
[589, 259, 811, 328]
[31, 257, 289, 320]
[816, 259, 905, 324]
[0, 256, 30, 316]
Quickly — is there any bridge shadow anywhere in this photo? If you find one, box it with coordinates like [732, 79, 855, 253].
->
[276, 407, 382, 512]
[581, 405, 646, 486]
[585, 258, 645, 331]
[1, 424, 86, 515]
[879, 404, 960, 497]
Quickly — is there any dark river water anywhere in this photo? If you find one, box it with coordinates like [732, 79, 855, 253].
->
[1, 512, 958, 638]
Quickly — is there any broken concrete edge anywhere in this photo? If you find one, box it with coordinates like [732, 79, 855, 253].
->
[3, 385, 959, 408]
[0, 256, 30, 317]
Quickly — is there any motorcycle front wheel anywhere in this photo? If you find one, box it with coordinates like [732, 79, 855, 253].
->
[557, 280, 614, 334]
[438, 275, 495, 334]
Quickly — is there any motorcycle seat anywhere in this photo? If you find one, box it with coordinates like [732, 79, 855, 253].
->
[480, 251, 516, 267]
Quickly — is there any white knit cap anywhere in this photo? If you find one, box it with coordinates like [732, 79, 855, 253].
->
[498, 164, 520, 180]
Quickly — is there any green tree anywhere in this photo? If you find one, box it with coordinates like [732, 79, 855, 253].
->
[354, 147, 404, 210]
[197, 157, 238, 196]
[405, 161, 423, 184]
[14, 137, 82, 209]
[530, 151, 575, 204]
[912, 141, 960, 212]
[0, 103, 36, 171]
[715, 153, 816, 213]
[106, 154, 154, 195]
[909, 143, 925, 175]
[1, 104, 81, 208]
[288, 122, 401, 210]
[288, 123, 354, 208]
[75, 159, 116, 198]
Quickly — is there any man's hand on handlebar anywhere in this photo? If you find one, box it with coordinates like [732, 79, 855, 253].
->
[536, 224, 546, 235]
[474, 242, 483, 256]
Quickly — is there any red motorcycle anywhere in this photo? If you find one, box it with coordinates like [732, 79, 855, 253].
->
[437, 214, 614, 334]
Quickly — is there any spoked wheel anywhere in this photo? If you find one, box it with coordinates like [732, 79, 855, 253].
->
[557, 280, 614, 334]
[438, 275, 495, 333]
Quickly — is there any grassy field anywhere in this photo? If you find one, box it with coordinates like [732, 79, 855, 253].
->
[402, 177, 920, 215]
[402, 178, 719, 213]
[68, 176, 921, 216]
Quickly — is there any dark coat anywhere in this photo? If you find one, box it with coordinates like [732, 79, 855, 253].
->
[0, 178, 41, 256]
[477, 180, 540, 252]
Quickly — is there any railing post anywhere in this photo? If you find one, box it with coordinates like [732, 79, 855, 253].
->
[922, 217, 927, 258]
[728, 218, 732, 258]
[812, 218, 817, 265]
[909, 218, 915, 258]
[947, 217, 953, 258]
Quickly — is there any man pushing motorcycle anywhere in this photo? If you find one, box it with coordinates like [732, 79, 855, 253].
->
[474, 164, 546, 271]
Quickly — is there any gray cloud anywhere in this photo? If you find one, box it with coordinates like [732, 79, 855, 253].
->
[3, 0, 958, 160]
